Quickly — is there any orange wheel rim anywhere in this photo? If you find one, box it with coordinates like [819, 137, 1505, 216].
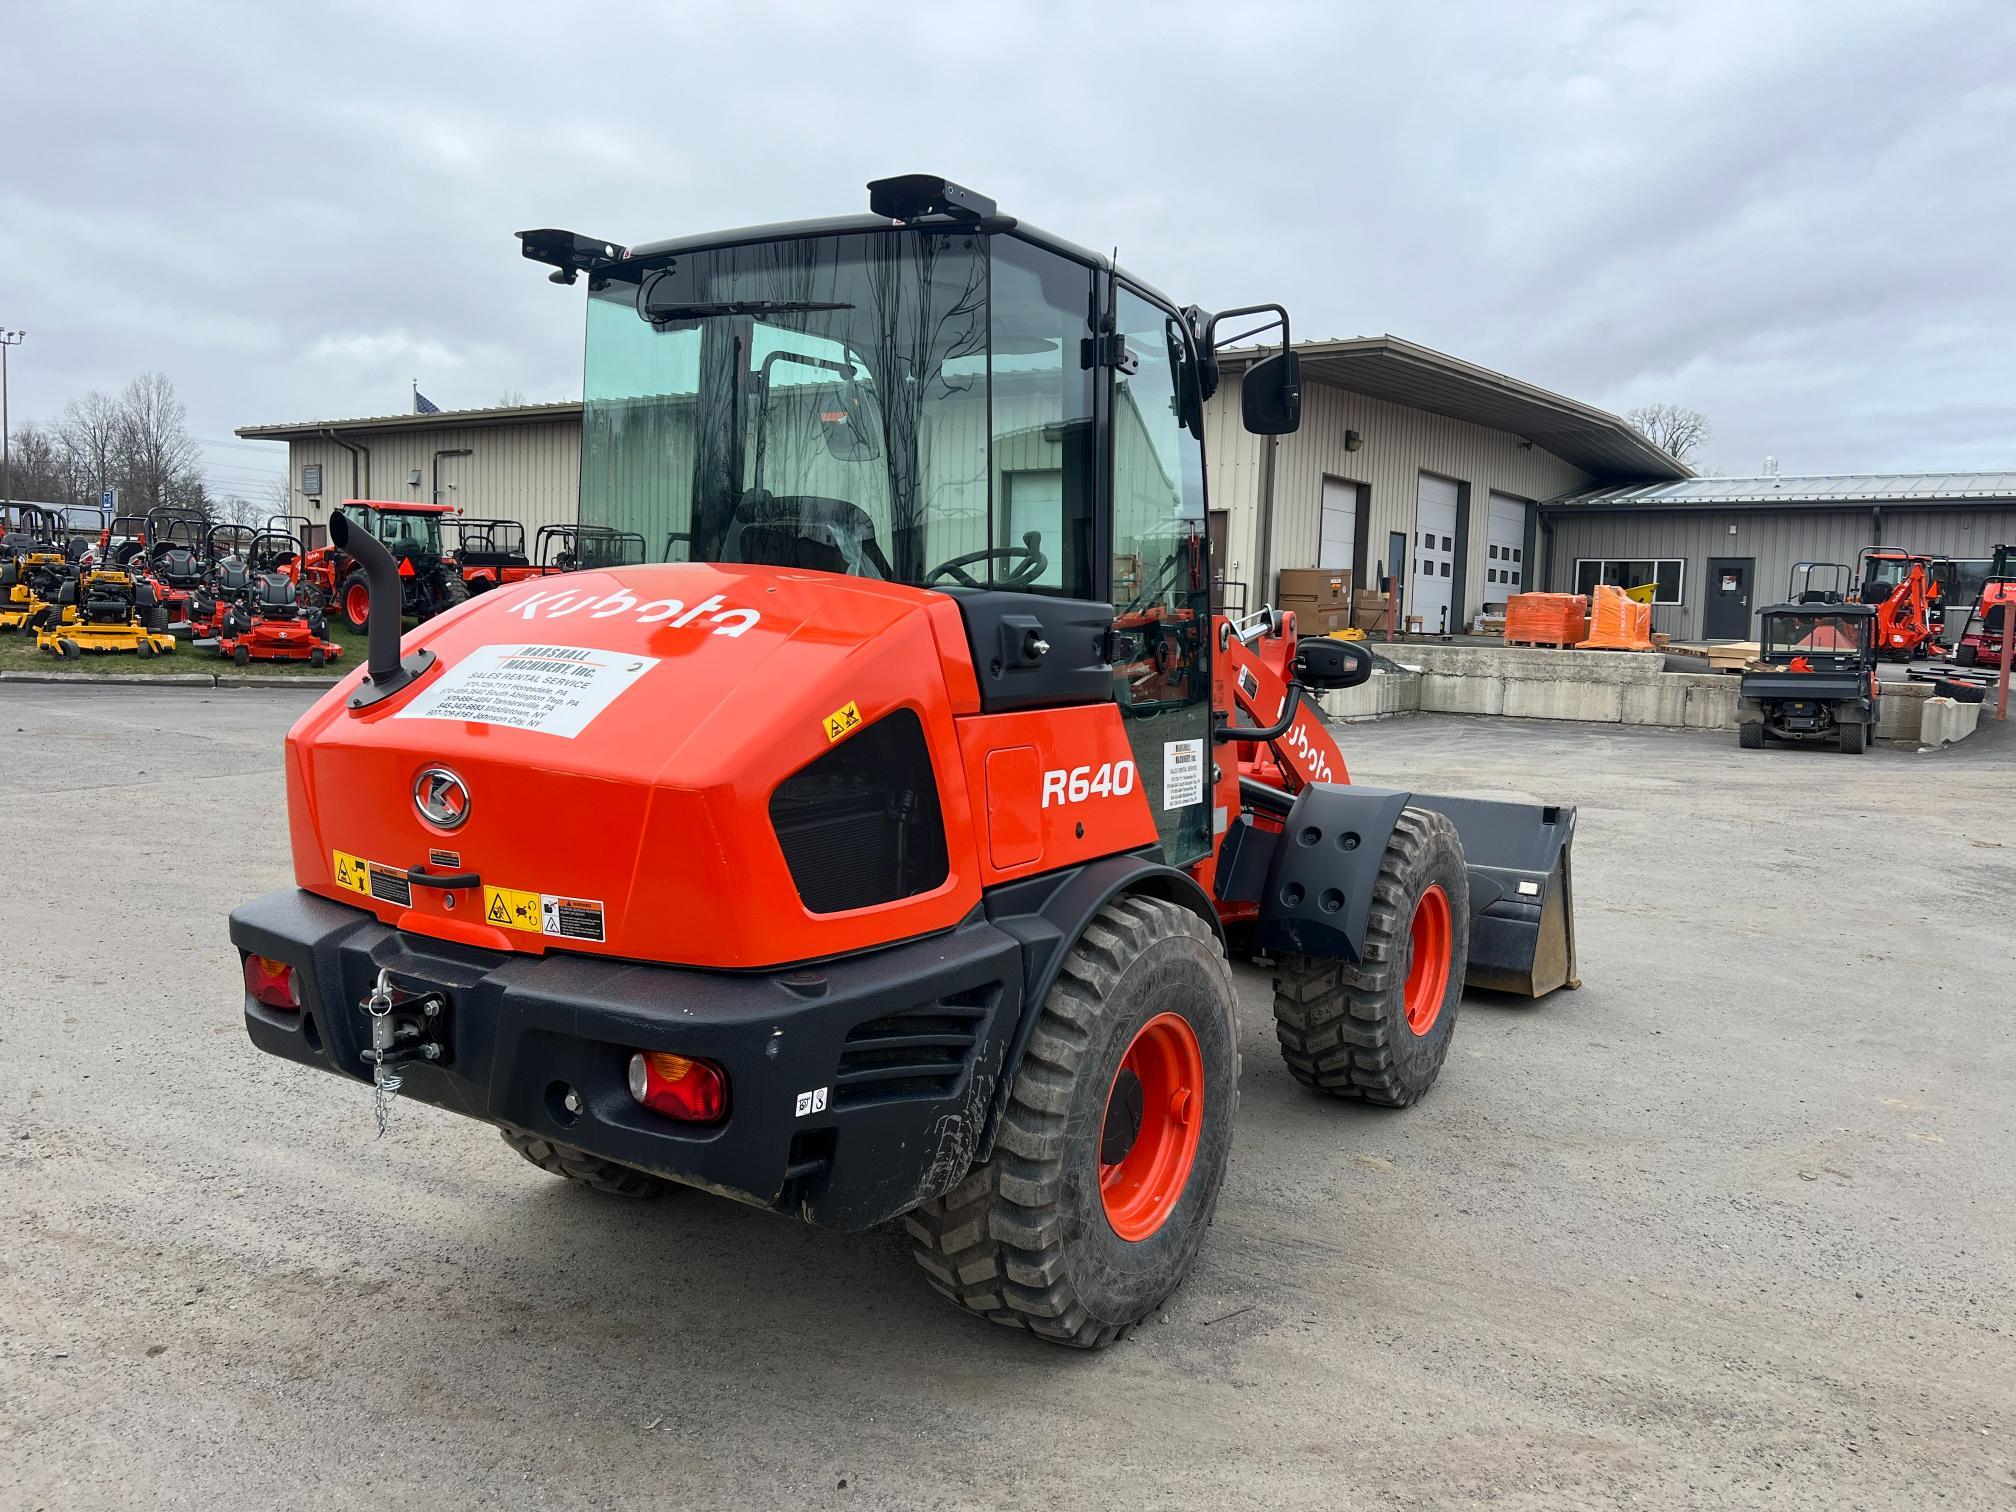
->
[345, 584, 369, 622]
[1403, 883, 1453, 1036]
[1098, 1012, 1204, 1242]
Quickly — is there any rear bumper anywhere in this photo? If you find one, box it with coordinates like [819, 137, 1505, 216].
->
[229, 889, 1024, 1230]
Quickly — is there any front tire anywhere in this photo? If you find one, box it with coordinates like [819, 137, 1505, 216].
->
[1272, 807, 1468, 1107]
[339, 570, 373, 632]
[500, 1129, 675, 1197]
[906, 896, 1238, 1348]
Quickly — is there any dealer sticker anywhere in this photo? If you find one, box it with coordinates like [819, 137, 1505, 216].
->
[393, 644, 660, 738]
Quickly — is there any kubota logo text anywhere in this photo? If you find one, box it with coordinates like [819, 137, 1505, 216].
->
[508, 586, 761, 637]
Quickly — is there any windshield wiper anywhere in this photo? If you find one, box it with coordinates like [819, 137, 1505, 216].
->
[645, 299, 855, 322]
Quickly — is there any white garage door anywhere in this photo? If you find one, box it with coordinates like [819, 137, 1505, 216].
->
[1412, 474, 1459, 632]
[1484, 493, 1527, 604]
[1318, 478, 1357, 573]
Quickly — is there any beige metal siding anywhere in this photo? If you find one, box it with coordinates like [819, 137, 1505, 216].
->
[267, 421, 583, 539]
[1205, 374, 1592, 620]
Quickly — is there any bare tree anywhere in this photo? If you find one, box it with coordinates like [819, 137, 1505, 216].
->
[62, 390, 126, 502]
[118, 372, 203, 510]
[1624, 403, 1712, 463]
[496, 388, 528, 407]
[6, 421, 67, 503]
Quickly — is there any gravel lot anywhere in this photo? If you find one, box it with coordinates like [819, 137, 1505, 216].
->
[3, 688, 2010, 1510]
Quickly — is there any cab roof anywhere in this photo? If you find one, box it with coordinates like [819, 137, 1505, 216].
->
[341, 499, 459, 515]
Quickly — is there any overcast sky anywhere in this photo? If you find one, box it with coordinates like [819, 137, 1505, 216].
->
[4, 0, 2012, 500]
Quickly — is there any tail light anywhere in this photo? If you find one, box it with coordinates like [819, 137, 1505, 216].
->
[627, 1051, 727, 1123]
[243, 954, 299, 1010]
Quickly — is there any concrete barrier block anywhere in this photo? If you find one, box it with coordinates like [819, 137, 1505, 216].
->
[1876, 684, 1929, 743]
[1919, 696, 1980, 746]
[1682, 678, 1741, 729]
[1319, 669, 1421, 721]
[1420, 673, 1505, 715]
[1502, 677, 1622, 722]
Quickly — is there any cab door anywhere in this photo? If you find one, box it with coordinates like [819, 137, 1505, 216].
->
[1110, 285, 1213, 868]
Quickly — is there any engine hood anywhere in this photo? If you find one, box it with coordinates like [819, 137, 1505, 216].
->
[284, 563, 985, 968]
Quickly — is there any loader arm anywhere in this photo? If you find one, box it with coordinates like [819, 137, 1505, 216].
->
[1215, 609, 1349, 790]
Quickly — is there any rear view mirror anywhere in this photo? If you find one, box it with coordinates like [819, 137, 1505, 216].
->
[1292, 635, 1372, 690]
[1242, 351, 1301, 435]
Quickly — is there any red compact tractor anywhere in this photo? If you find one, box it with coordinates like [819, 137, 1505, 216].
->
[228, 177, 1579, 1349]
[1951, 544, 2014, 669]
[299, 500, 469, 631]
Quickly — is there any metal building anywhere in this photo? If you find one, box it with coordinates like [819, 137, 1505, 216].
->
[242, 336, 1686, 635]
[1538, 473, 2016, 640]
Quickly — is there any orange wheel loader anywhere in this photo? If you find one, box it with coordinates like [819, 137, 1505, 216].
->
[228, 176, 1579, 1349]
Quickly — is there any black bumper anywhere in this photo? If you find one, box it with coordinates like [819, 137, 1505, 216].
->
[229, 889, 1024, 1231]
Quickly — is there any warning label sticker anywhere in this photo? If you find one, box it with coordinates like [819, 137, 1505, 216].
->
[332, 850, 370, 897]
[482, 884, 606, 943]
[484, 885, 543, 933]
[822, 699, 864, 743]
[1162, 738, 1205, 811]
[367, 864, 412, 907]
[393, 644, 660, 739]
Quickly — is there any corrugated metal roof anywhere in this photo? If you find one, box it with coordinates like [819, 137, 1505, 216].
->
[1221, 336, 1689, 483]
[1544, 471, 2016, 511]
[237, 401, 582, 441]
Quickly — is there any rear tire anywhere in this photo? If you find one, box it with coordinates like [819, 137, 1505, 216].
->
[500, 1129, 675, 1198]
[339, 570, 372, 632]
[1272, 807, 1468, 1108]
[1840, 719, 1866, 754]
[1954, 643, 1978, 667]
[232, 644, 250, 666]
[1738, 721, 1765, 750]
[906, 896, 1238, 1348]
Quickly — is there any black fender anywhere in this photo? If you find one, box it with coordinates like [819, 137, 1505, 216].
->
[1218, 782, 1410, 963]
[972, 849, 1221, 1162]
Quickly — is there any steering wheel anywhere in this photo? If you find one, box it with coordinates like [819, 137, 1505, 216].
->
[924, 533, 1050, 591]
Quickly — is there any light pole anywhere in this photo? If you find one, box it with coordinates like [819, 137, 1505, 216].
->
[0, 329, 22, 508]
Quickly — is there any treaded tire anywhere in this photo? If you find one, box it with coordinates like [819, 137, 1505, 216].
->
[500, 1129, 675, 1198]
[1839, 719, 1866, 754]
[1953, 643, 1978, 667]
[339, 569, 373, 632]
[905, 896, 1238, 1349]
[1739, 721, 1765, 750]
[1272, 807, 1468, 1108]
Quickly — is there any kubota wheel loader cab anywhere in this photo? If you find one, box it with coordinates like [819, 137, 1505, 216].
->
[229, 176, 1576, 1350]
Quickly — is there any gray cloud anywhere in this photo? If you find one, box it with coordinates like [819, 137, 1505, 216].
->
[4, 0, 2011, 496]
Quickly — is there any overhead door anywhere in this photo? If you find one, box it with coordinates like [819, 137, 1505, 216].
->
[1318, 478, 1357, 575]
[1484, 493, 1528, 604]
[1412, 473, 1459, 632]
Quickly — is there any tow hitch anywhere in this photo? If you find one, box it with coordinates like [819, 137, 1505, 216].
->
[360, 967, 450, 1135]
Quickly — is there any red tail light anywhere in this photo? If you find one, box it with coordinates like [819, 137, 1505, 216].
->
[627, 1051, 727, 1123]
[243, 954, 299, 1010]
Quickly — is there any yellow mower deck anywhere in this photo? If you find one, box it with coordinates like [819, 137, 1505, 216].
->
[36, 622, 178, 658]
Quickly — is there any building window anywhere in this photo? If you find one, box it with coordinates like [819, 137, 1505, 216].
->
[1574, 558, 1685, 604]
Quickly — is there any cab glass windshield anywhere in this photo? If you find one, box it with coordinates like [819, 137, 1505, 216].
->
[580, 229, 1095, 597]
[1765, 611, 1867, 659]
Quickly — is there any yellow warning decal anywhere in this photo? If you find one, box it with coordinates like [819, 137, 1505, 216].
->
[822, 700, 864, 743]
[332, 850, 371, 897]
[483, 885, 543, 933]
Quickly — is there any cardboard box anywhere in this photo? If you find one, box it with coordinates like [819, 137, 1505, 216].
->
[1277, 568, 1352, 609]
[1280, 602, 1349, 635]
[1351, 596, 1393, 631]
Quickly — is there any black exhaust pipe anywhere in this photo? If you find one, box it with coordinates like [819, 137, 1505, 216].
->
[331, 511, 435, 710]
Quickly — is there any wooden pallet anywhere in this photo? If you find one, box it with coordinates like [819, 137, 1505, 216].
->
[1667, 640, 1760, 672]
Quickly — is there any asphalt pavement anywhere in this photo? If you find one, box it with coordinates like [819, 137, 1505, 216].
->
[2, 687, 2010, 1510]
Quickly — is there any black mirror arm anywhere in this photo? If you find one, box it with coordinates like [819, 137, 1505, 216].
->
[1205, 302, 1293, 352]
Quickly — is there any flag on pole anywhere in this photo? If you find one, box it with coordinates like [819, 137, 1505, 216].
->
[413, 387, 440, 415]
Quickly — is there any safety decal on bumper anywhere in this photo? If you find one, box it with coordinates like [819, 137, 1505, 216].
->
[483, 885, 606, 943]
[392, 644, 660, 738]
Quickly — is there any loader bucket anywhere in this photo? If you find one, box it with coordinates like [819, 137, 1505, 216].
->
[1406, 794, 1579, 998]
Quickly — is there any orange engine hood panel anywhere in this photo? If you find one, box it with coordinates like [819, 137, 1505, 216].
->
[285, 563, 984, 968]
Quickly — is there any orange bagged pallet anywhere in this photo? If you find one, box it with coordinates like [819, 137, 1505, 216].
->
[1577, 583, 1655, 650]
[1503, 592, 1589, 646]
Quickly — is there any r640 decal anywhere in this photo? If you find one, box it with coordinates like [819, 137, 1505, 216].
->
[1041, 760, 1137, 808]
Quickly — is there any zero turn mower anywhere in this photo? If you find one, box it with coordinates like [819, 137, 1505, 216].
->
[34, 550, 176, 659]
[228, 176, 1579, 1349]
[1, 505, 79, 632]
[213, 530, 343, 666]
[1951, 544, 2014, 669]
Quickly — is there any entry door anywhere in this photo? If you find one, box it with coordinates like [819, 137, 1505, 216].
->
[1207, 509, 1232, 610]
[1704, 556, 1754, 639]
[1413, 474, 1459, 632]
[1318, 478, 1357, 575]
[1484, 493, 1527, 602]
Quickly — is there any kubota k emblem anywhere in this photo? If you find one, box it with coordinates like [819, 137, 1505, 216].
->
[414, 767, 471, 829]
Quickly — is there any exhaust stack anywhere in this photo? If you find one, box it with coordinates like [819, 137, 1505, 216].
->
[330, 511, 436, 710]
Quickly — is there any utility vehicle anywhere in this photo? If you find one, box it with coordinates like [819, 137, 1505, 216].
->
[1738, 564, 1880, 752]
[228, 177, 1578, 1348]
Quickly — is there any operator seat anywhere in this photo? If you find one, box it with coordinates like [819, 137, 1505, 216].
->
[724, 491, 895, 579]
